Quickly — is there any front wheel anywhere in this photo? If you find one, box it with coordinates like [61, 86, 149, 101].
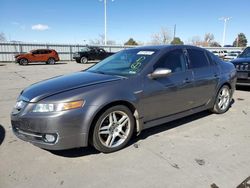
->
[80, 57, 88, 64]
[211, 85, 231, 114]
[19, 58, 28, 65]
[92, 105, 135, 153]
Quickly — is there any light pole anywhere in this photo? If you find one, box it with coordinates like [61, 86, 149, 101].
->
[219, 17, 232, 47]
[100, 0, 114, 45]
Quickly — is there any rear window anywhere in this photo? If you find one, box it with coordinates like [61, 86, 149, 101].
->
[239, 47, 250, 58]
[206, 51, 217, 66]
[187, 49, 210, 69]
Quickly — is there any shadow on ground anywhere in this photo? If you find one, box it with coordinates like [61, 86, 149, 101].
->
[131, 110, 213, 143]
[48, 146, 100, 158]
[25, 62, 68, 66]
[0, 124, 6, 145]
[236, 85, 250, 92]
[49, 110, 212, 158]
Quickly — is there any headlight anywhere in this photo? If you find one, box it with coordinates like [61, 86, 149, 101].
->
[74, 53, 80, 57]
[32, 100, 84, 113]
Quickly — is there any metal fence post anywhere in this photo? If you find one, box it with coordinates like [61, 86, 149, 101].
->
[70, 45, 73, 61]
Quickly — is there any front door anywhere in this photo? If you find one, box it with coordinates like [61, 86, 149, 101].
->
[141, 49, 195, 122]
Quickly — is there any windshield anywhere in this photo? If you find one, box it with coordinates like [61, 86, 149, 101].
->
[239, 48, 250, 58]
[87, 49, 158, 76]
[80, 47, 90, 52]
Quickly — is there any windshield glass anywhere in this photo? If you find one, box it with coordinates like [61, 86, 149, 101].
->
[87, 49, 158, 76]
[239, 48, 250, 58]
[80, 47, 90, 52]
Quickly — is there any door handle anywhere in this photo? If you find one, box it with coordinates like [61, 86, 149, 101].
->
[214, 73, 219, 78]
[183, 78, 192, 84]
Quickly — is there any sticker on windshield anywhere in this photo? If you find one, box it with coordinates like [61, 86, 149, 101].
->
[137, 51, 155, 55]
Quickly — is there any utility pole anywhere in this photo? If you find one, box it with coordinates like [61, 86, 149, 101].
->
[104, 0, 107, 45]
[173, 24, 176, 40]
[219, 17, 232, 47]
[236, 35, 239, 47]
[100, 0, 114, 46]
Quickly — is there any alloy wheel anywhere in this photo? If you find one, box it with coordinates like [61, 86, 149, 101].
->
[98, 111, 131, 148]
[217, 87, 230, 111]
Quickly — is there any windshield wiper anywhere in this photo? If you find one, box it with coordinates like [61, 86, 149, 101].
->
[89, 70, 109, 75]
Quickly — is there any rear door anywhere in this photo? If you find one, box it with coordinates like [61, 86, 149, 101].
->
[98, 49, 108, 59]
[89, 48, 98, 60]
[41, 50, 50, 61]
[186, 48, 219, 107]
[30, 50, 42, 62]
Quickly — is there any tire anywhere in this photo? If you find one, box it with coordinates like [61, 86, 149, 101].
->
[47, 58, 55, 65]
[211, 85, 231, 114]
[92, 105, 135, 153]
[80, 57, 88, 64]
[19, 58, 28, 65]
[76, 60, 80, 63]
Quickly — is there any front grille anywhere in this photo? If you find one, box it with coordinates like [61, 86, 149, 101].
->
[235, 64, 250, 71]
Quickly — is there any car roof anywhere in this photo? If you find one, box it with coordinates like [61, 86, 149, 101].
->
[127, 45, 205, 51]
[32, 49, 54, 51]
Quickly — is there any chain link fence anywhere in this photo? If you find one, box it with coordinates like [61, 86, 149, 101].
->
[0, 42, 244, 62]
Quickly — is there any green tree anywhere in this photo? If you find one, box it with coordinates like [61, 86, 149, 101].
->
[210, 41, 221, 47]
[233, 33, 248, 47]
[124, 38, 138, 46]
[171, 37, 184, 45]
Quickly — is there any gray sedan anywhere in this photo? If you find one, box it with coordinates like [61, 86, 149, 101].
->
[11, 45, 237, 153]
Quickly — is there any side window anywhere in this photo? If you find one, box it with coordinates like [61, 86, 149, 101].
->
[206, 51, 217, 66]
[32, 50, 37, 54]
[154, 49, 186, 73]
[187, 49, 210, 69]
[38, 50, 44, 54]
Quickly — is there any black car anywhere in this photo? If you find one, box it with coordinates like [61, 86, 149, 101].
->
[11, 45, 236, 153]
[231, 47, 250, 86]
[73, 46, 114, 64]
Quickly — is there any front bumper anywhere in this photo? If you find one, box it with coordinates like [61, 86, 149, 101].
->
[73, 57, 81, 62]
[236, 71, 250, 86]
[11, 105, 98, 150]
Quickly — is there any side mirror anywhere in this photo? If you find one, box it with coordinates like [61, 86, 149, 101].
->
[148, 68, 172, 79]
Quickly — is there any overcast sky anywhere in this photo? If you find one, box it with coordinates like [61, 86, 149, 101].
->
[0, 0, 249, 45]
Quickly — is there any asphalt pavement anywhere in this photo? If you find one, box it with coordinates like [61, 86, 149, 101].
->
[0, 62, 250, 188]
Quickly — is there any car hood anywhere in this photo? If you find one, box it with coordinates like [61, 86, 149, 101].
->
[20, 71, 124, 102]
[15, 53, 26, 58]
[231, 57, 250, 64]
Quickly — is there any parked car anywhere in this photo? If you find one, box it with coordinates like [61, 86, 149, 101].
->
[73, 46, 114, 64]
[231, 47, 250, 86]
[224, 52, 238, 61]
[11, 45, 236, 153]
[15, 49, 60, 65]
[211, 50, 226, 59]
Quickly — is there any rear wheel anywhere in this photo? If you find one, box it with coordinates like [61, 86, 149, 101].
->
[211, 85, 231, 114]
[80, 57, 88, 64]
[47, 58, 55, 65]
[19, 58, 28, 65]
[92, 105, 134, 153]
